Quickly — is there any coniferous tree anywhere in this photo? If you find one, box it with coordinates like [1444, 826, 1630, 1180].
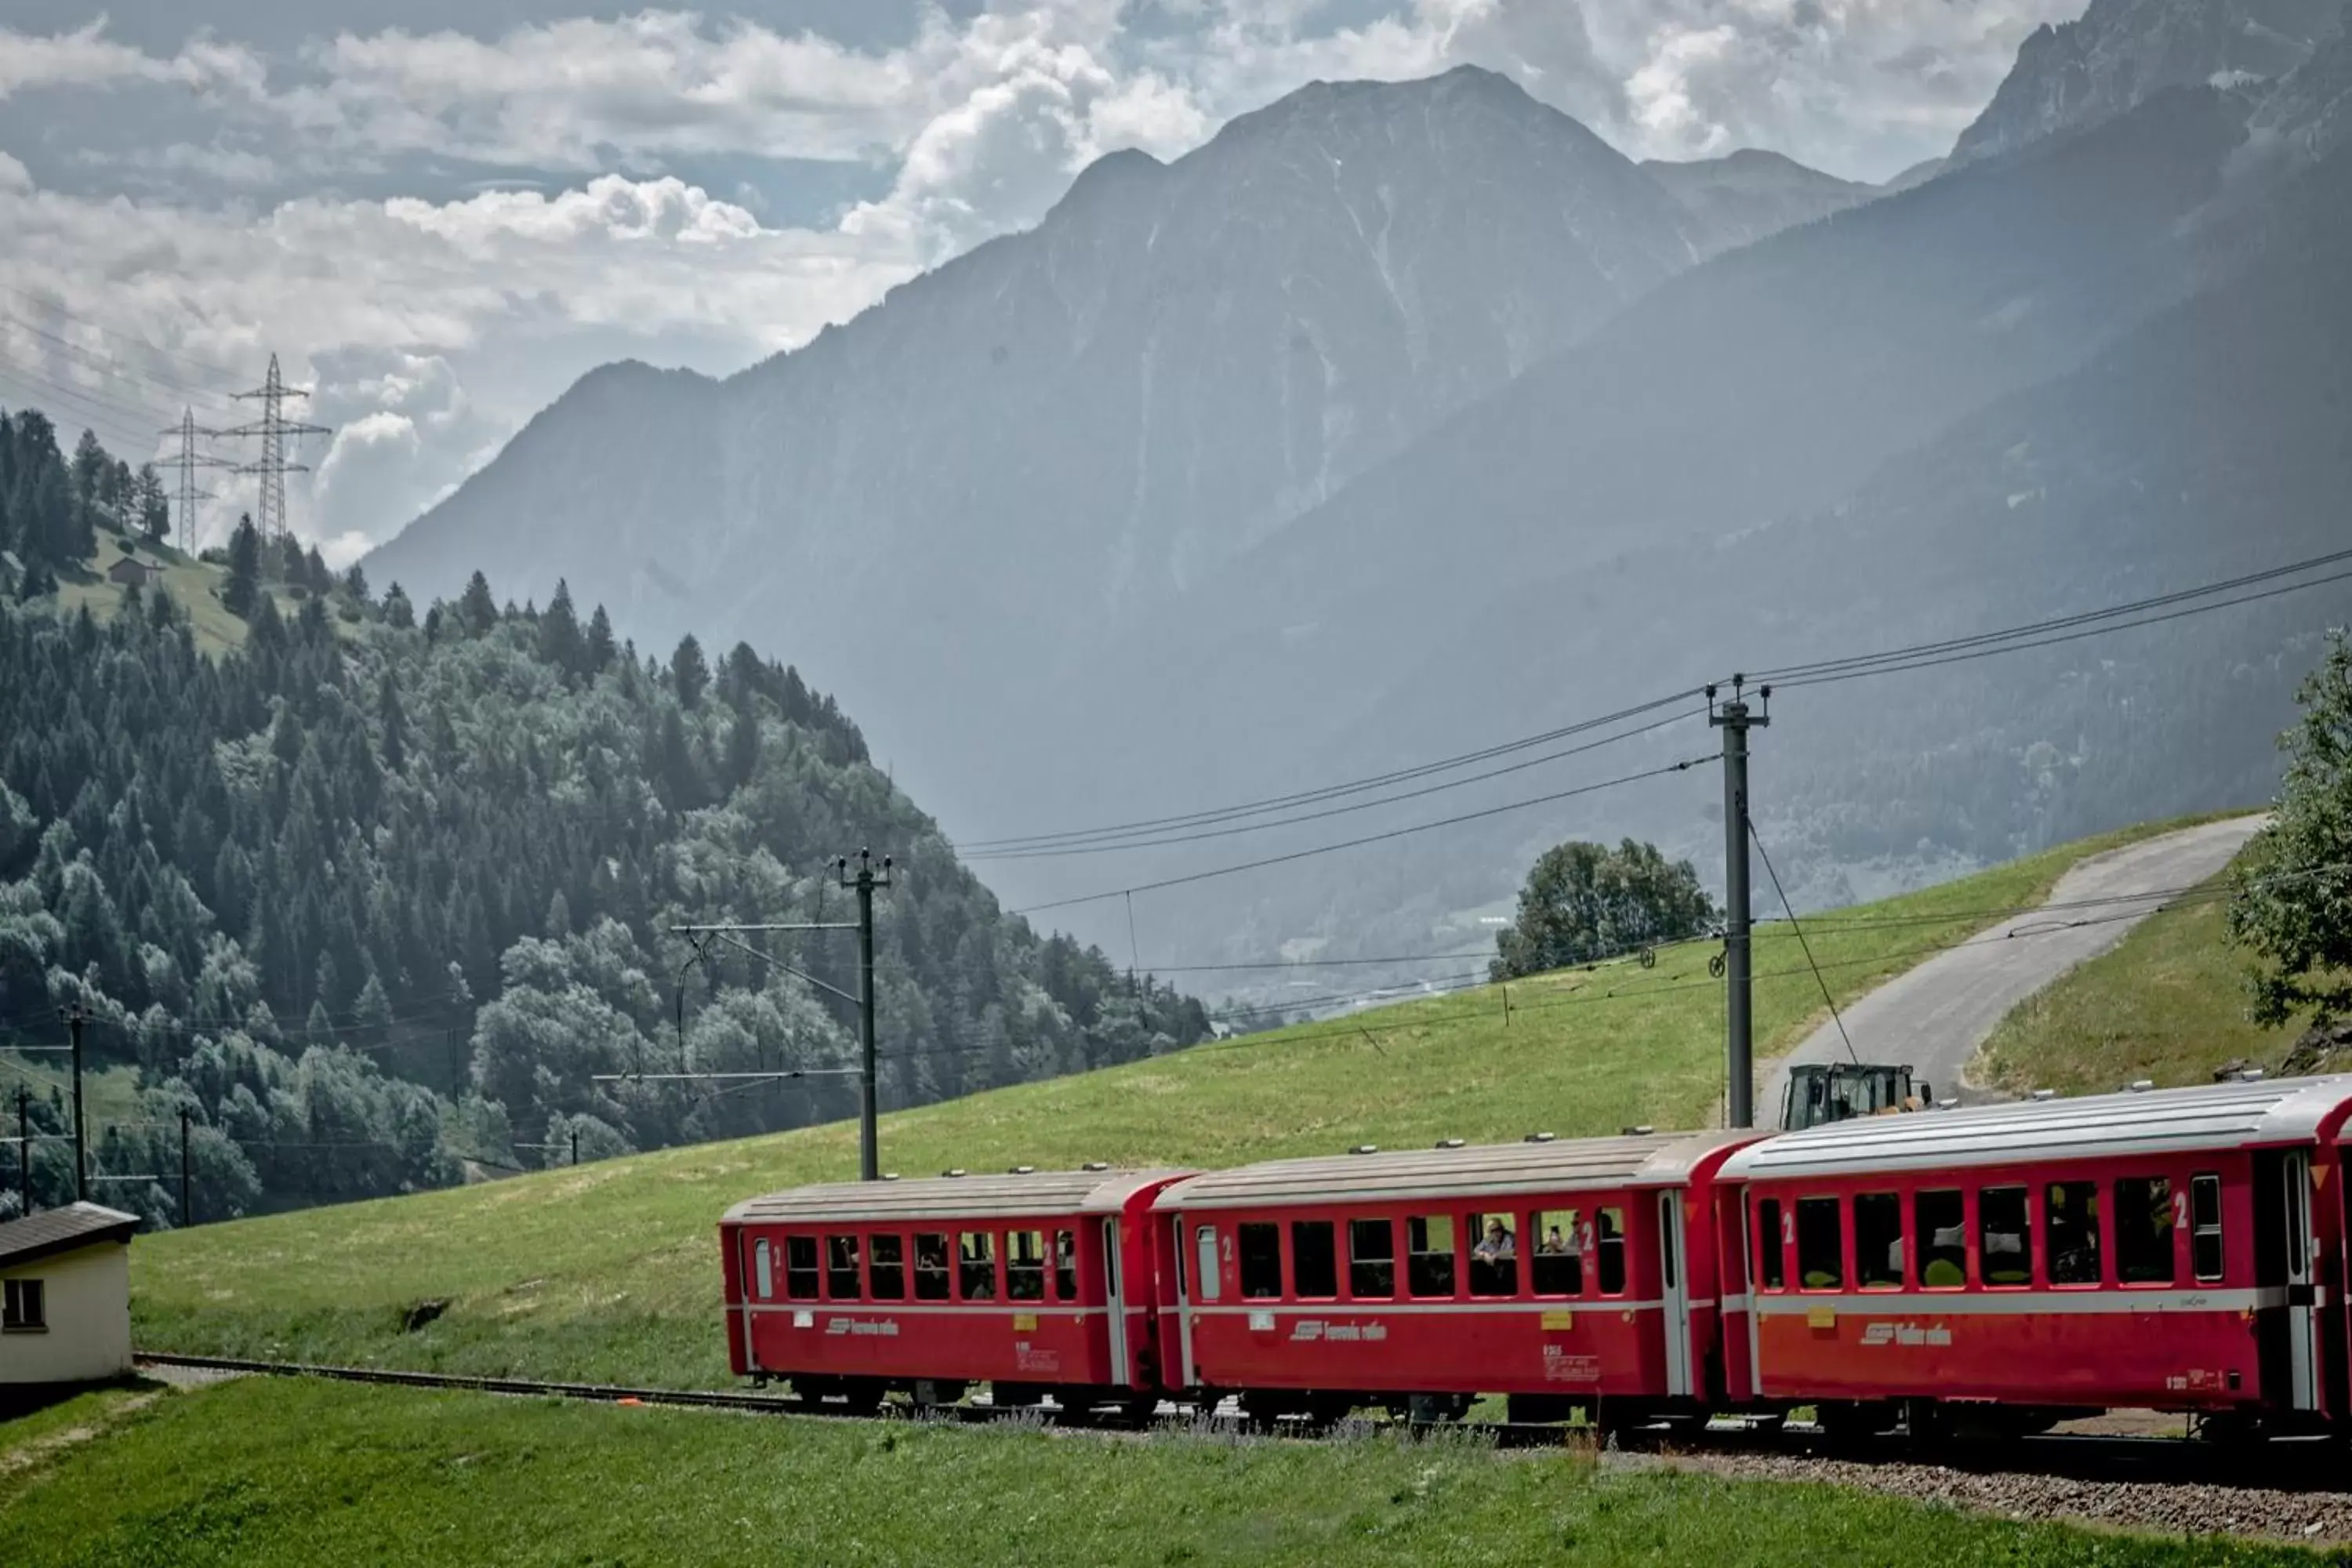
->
[670, 633, 709, 710]
[222, 517, 262, 618]
[458, 572, 499, 636]
[585, 604, 616, 674]
[382, 582, 414, 630]
[136, 465, 170, 542]
[539, 580, 585, 676]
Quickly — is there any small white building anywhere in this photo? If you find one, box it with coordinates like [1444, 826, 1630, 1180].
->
[0, 1203, 138, 1389]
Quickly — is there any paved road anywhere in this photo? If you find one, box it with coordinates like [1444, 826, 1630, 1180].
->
[1757, 815, 2267, 1120]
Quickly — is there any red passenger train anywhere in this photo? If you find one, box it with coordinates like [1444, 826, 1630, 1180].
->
[717, 1073, 2352, 1439]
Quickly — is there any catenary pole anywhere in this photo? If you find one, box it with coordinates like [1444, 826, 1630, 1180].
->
[838, 849, 894, 1181]
[180, 1108, 192, 1227]
[67, 1007, 87, 1203]
[1710, 680, 1769, 1128]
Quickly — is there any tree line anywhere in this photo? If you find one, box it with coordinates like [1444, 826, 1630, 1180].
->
[0, 411, 1210, 1225]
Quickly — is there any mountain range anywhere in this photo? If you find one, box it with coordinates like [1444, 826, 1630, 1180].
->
[364, 0, 2352, 996]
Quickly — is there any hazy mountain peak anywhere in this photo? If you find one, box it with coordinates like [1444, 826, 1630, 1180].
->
[1640, 147, 1876, 258]
[1955, 0, 2347, 162]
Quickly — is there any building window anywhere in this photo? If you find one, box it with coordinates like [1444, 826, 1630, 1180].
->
[2190, 1173, 2225, 1282]
[1406, 1214, 1456, 1298]
[1532, 1209, 1581, 1297]
[1752, 1199, 1784, 1292]
[959, 1232, 997, 1301]
[1795, 1197, 1842, 1290]
[2114, 1177, 2176, 1285]
[1292, 1221, 1338, 1299]
[1, 1279, 41, 1334]
[826, 1235, 862, 1300]
[1979, 1186, 2031, 1285]
[2045, 1181, 2101, 1286]
[751, 1238, 774, 1301]
[1595, 1207, 1627, 1297]
[1854, 1193, 1903, 1289]
[1348, 1218, 1394, 1298]
[785, 1236, 820, 1300]
[1915, 1190, 1965, 1287]
[1468, 1211, 1518, 1298]
[913, 1233, 951, 1301]
[1053, 1229, 1077, 1301]
[869, 1235, 906, 1300]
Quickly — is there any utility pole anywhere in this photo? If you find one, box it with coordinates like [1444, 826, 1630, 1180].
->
[570, 1128, 579, 1168]
[224, 354, 331, 548]
[180, 1109, 193, 1228]
[15, 1090, 27, 1216]
[157, 408, 231, 554]
[1710, 678, 1770, 1128]
[66, 1007, 87, 1203]
[837, 849, 894, 1182]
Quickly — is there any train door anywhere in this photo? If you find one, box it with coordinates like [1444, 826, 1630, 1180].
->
[2256, 1149, 2321, 1412]
[1658, 1192, 1693, 1399]
[1102, 1218, 1130, 1385]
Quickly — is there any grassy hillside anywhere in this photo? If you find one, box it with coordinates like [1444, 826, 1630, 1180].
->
[50, 535, 329, 656]
[0, 1377, 2318, 1566]
[1979, 853, 2299, 1094]
[129, 818, 2220, 1388]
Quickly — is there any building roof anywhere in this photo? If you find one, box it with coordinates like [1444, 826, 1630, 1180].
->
[106, 555, 158, 581]
[723, 1167, 1193, 1226]
[1720, 1074, 2352, 1183]
[1155, 1131, 1764, 1212]
[0, 1203, 139, 1269]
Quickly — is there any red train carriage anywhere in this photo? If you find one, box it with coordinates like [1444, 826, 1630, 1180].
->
[720, 1165, 1192, 1414]
[1149, 1131, 1765, 1424]
[1720, 1075, 2352, 1438]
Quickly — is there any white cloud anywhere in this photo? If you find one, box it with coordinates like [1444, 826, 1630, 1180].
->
[0, 21, 266, 102]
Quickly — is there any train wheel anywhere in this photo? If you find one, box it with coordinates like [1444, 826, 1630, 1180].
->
[1816, 1401, 1897, 1448]
[910, 1378, 967, 1414]
[837, 1378, 885, 1417]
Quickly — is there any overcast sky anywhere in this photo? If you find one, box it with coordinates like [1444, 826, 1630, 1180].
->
[0, 0, 2079, 564]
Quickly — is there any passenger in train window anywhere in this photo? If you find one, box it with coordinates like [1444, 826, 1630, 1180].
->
[1531, 1210, 1581, 1296]
[959, 1232, 998, 1301]
[913, 1232, 952, 1300]
[1468, 1214, 1517, 1298]
[1053, 1230, 1078, 1301]
[1595, 1207, 1627, 1296]
[2045, 1182, 2101, 1286]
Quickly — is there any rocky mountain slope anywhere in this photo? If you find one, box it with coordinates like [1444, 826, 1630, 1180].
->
[1641, 149, 1876, 258]
[1953, 0, 2345, 162]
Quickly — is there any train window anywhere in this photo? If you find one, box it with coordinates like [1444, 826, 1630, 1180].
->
[959, 1232, 997, 1301]
[1006, 1230, 1047, 1301]
[752, 1238, 774, 1300]
[826, 1235, 862, 1300]
[1596, 1207, 1627, 1297]
[1753, 1199, 1784, 1292]
[1407, 1215, 1457, 1298]
[2045, 1182, 2101, 1286]
[2191, 1174, 2225, 1282]
[1194, 1225, 1221, 1302]
[870, 1235, 906, 1301]
[1854, 1193, 1902, 1289]
[913, 1232, 951, 1300]
[1238, 1223, 1283, 1299]
[1795, 1198, 1842, 1290]
[1292, 1221, 1338, 1299]
[1915, 1190, 1965, 1288]
[1532, 1209, 1581, 1297]
[1468, 1212, 1518, 1298]
[1053, 1229, 1077, 1301]
[1979, 1186, 2031, 1285]
[786, 1235, 820, 1300]
[2114, 1177, 2176, 1285]
[1348, 1218, 1395, 1298]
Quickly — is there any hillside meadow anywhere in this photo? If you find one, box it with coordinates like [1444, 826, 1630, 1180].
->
[0, 1377, 2321, 1568]
[127, 817, 2227, 1388]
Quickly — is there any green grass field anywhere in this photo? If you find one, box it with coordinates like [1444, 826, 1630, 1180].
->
[131, 817, 2230, 1389]
[52, 535, 347, 656]
[0, 1377, 2316, 1566]
[1977, 851, 2299, 1095]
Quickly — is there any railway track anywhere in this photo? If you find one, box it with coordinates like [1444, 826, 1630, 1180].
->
[133, 1353, 2352, 1486]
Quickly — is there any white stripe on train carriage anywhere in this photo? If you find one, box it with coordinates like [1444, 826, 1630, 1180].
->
[1751, 1287, 2277, 1316]
[739, 1302, 1112, 1318]
[1721, 1292, 1751, 1315]
[1186, 1299, 1668, 1317]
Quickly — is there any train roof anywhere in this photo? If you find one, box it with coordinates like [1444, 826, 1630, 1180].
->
[722, 1167, 1192, 1226]
[1153, 1131, 1761, 1212]
[1721, 1073, 2352, 1181]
